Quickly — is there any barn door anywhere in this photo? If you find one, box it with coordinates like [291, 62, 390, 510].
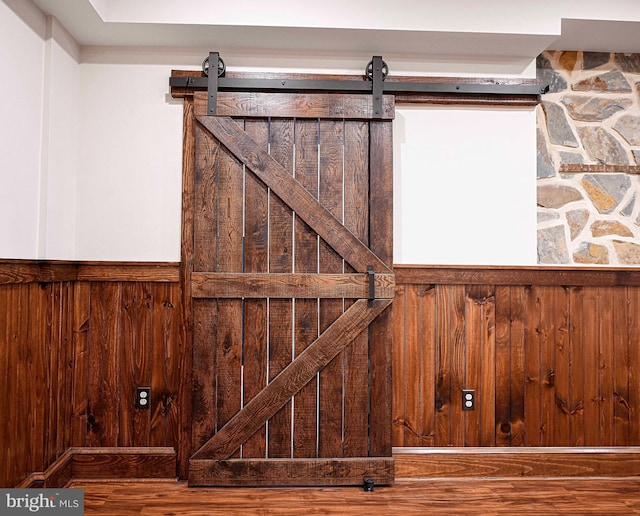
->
[186, 90, 394, 487]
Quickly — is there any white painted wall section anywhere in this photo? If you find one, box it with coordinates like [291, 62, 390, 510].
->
[393, 105, 537, 265]
[0, 0, 46, 259]
[41, 17, 80, 260]
[76, 62, 183, 261]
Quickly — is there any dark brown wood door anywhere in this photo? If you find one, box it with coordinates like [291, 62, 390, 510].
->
[186, 90, 394, 486]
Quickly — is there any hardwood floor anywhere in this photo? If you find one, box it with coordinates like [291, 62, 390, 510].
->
[71, 478, 640, 515]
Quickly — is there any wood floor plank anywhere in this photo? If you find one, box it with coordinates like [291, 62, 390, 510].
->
[72, 478, 640, 515]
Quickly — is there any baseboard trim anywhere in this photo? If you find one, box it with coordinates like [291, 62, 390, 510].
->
[394, 447, 640, 479]
[16, 450, 73, 488]
[18, 448, 176, 488]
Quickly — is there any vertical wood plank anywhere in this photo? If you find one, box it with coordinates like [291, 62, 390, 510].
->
[164, 283, 182, 451]
[403, 284, 421, 447]
[0, 287, 9, 483]
[193, 120, 219, 273]
[41, 282, 53, 471]
[629, 287, 640, 445]
[435, 286, 452, 447]
[554, 286, 570, 446]
[599, 287, 614, 445]
[524, 286, 541, 446]
[71, 282, 90, 447]
[215, 129, 244, 459]
[102, 283, 122, 448]
[191, 112, 219, 458]
[450, 285, 466, 447]
[392, 284, 406, 447]
[368, 119, 394, 457]
[242, 118, 269, 459]
[464, 286, 480, 447]
[133, 282, 153, 447]
[495, 286, 512, 446]
[192, 299, 217, 452]
[268, 118, 294, 459]
[479, 286, 496, 447]
[6, 285, 20, 483]
[151, 283, 169, 447]
[342, 120, 369, 457]
[419, 285, 436, 447]
[119, 283, 137, 447]
[0, 285, 8, 485]
[178, 98, 195, 479]
[614, 287, 630, 445]
[539, 287, 555, 446]
[87, 283, 105, 447]
[568, 286, 585, 446]
[510, 286, 526, 446]
[583, 286, 600, 446]
[293, 118, 319, 458]
[318, 119, 345, 458]
[61, 282, 75, 457]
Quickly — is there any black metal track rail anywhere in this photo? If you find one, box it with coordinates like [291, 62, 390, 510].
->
[169, 76, 546, 96]
[169, 52, 547, 117]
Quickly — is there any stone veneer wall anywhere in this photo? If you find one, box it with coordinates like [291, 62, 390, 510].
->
[537, 51, 640, 265]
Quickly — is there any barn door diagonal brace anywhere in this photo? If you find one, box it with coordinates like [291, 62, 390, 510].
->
[170, 52, 548, 116]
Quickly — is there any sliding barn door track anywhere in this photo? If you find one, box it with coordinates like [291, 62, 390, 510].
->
[170, 51, 548, 116]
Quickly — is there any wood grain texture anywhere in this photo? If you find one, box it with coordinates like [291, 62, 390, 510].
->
[267, 117, 294, 459]
[317, 118, 346, 459]
[395, 265, 640, 286]
[71, 448, 176, 480]
[368, 120, 394, 457]
[292, 118, 320, 459]
[240, 118, 269, 459]
[189, 458, 394, 487]
[188, 101, 394, 484]
[392, 271, 640, 449]
[191, 272, 395, 299]
[73, 476, 640, 515]
[212, 91, 394, 119]
[394, 448, 640, 478]
[0, 261, 179, 284]
[191, 299, 391, 460]
[177, 98, 195, 480]
[196, 116, 390, 273]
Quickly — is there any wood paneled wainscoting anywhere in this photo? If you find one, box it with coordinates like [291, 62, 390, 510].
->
[392, 265, 640, 476]
[0, 261, 182, 488]
[4, 261, 640, 486]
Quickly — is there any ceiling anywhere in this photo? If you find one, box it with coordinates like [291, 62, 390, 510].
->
[28, 0, 640, 61]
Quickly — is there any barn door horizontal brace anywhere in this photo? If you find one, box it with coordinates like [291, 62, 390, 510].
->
[169, 52, 548, 117]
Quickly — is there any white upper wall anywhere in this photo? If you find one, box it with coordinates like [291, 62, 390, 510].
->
[4, 0, 640, 263]
[394, 106, 537, 265]
[0, 0, 46, 259]
[75, 61, 183, 261]
[41, 17, 80, 260]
